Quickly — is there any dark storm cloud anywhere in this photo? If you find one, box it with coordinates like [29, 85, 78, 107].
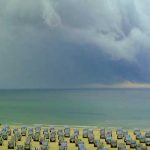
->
[0, 0, 150, 88]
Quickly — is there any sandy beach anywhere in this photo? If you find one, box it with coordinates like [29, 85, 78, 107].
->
[0, 124, 150, 150]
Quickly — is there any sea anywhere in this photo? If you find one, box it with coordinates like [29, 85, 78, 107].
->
[0, 88, 150, 128]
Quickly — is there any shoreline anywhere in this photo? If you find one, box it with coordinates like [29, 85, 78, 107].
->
[2, 120, 150, 129]
[1, 123, 150, 131]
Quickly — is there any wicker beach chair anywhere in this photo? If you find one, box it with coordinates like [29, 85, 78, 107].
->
[88, 133, 94, 144]
[41, 141, 49, 150]
[78, 143, 86, 150]
[24, 137, 32, 150]
[74, 128, 79, 136]
[50, 132, 56, 142]
[44, 132, 49, 139]
[94, 139, 100, 147]
[145, 138, 150, 146]
[134, 128, 141, 135]
[39, 137, 45, 145]
[130, 140, 137, 148]
[64, 127, 70, 137]
[59, 141, 67, 150]
[145, 131, 150, 138]
[70, 134, 78, 143]
[0, 136, 3, 146]
[82, 128, 88, 138]
[33, 132, 40, 141]
[43, 128, 48, 134]
[110, 140, 117, 148]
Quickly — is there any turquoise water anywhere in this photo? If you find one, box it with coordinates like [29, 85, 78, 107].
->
[0, 89, 150, 128]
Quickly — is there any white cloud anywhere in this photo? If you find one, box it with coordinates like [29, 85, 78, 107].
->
[41, 0, 61, 27]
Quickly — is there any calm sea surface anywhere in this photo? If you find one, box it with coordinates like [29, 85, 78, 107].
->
[0, 89, 150, 128]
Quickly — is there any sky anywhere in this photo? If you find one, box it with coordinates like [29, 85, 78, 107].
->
[0, 0, 150, 89]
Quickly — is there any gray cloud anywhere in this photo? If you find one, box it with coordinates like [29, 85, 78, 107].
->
[53, 0, 150, 61]
[0, 0, 150, 88]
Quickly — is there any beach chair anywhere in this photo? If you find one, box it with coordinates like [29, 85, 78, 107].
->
[134, 128, 141, 135]
[70, 134, 78, 143]
[78, 143, 87, 150]
[0, 136, 3, 146]
[50, 132, 56, 142]
[124, 135, 131, 142]
[8, 139, 16, 149]
[35, 126, 41, 132]
[21, 126, 27, 130]
[51, 129, 56, 136]
[93, 139, 100, 147]
[100, 128, 105, 133]
[123, 130, 128, 137]
[64, 127, 70, 137]
[15, 131, 22, 141]
[4, 125, 11, 136]
[88, 129, 93, 135]
[39, 137, 45, 145]
[82, 128, 88, 138]
[28, 128, 34, 137]
[139, 136, 146, 143]
[105, 136, 112, 144]
[59, 141, 67, 150]
[2, 131, 8, 140]
[24, 137, 32, 150]
[145, 131, 150, 138]
[125, 137, 132, 145]
[21, 126, 27, 136]
[44, 132, 49, 139]
[97, 142, 104, 149]
[145, 138, 150, 146]
[88, 133, 94, 144]
[41, 141, 49, 150]
[100, 128, 105, 139]
[50, 127, 55, 133]
[74, 128, 79, 136]
[75, 139, 84, 147]
[13, 128, 19, 134]
[106, 130, 112, 137]
[100, 133, 105, 139]
[130, 140, 137, 148]
[8, 136, 17, 149]
[58, 129, 63, 137]
[117, 131, 123, 139]
[136, 132, 142, 140]
[116, 128, 123, 133]
[26, 136, 32, 142]
[58, 136, 64, 146]
[43, 128, 48, 134]
[33, 132, 40, 141]
[110, 140, 117, 148]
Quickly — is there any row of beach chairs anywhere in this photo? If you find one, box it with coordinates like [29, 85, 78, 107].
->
[0, 125, 150, 150]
